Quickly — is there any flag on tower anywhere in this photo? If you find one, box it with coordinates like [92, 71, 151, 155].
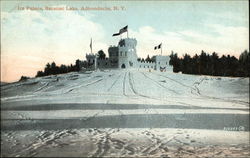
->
[112, 33, 120, 36]
[112, 25, 128, 36]
[154, 43, 162, 50]
[158, 43, 162, 49]
[119, 25, 128, 34]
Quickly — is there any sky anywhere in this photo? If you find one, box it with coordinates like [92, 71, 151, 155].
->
[1, 0, 249, 82]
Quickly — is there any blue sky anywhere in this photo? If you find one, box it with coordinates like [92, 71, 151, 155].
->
[1, 0, 249, 82]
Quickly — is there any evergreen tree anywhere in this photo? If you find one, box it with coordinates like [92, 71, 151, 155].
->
[192, 54, 199, 74]
[51, 62, 57, 75]
[44, 63, 51, 76]
[97, 50, 106, 59]
[75, 59, 81, 71]
[19, 76, 30, 82]
[36, 71, 44, 77]
[219, 55, 227, 76]
[238, 50, 250, 76]
[170, 52, 181, 73]
[211, 52, 219, 76]
[59, 64, 68, 73]
[182, 54, 191, 74]
[199, 50, 208, 75]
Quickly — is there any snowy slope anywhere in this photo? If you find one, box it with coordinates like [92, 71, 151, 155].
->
[1, 69, 249, 107]
[1, 69, 249, 157]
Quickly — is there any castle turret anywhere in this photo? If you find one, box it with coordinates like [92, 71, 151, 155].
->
[118, 38, 138, 69]
[86, 53, 97, 69]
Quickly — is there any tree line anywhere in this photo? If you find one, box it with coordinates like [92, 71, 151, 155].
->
[20, 60, 85, 81]
[35, 59, 86, 77]
[19, 49, 249, 81]
[35, 50, 108, 78]
[169, 50, 250, 77]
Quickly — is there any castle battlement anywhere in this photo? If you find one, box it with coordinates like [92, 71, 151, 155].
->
[118, 38, 137, 48]
[86, 53, 96, 57]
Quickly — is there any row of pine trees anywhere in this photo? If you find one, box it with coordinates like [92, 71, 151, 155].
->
[35, 59, 84, 77]
[35, 50, 107, 78]
[33, 50, 249, 79]
[169, 50, 249, 77]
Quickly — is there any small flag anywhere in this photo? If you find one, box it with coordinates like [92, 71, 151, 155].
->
[154, 43, 162, 50]
[112, 33, 120, 36]
[158, 43, 162, 49]
[112, 25, 128, 37]
[119, 25, 128, 34]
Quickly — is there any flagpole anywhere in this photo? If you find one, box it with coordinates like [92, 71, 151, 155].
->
[161, 43, 162, 56]
[127, 30, 128, 38]
[91, 38, 93, 54]
[90, 38, 96, 70]
[95, 55, 97, 70]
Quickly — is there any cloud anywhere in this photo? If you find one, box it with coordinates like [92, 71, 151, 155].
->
[208, 24, 248, 51]
[205, 11, 249, 25]
[129, 24, 248, 58]
[1, 8, 108, 82]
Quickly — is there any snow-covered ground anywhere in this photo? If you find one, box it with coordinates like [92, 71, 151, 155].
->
[1, 69, 249, 157]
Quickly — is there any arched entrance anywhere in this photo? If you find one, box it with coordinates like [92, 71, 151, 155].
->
[121, 64, 126, 69]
